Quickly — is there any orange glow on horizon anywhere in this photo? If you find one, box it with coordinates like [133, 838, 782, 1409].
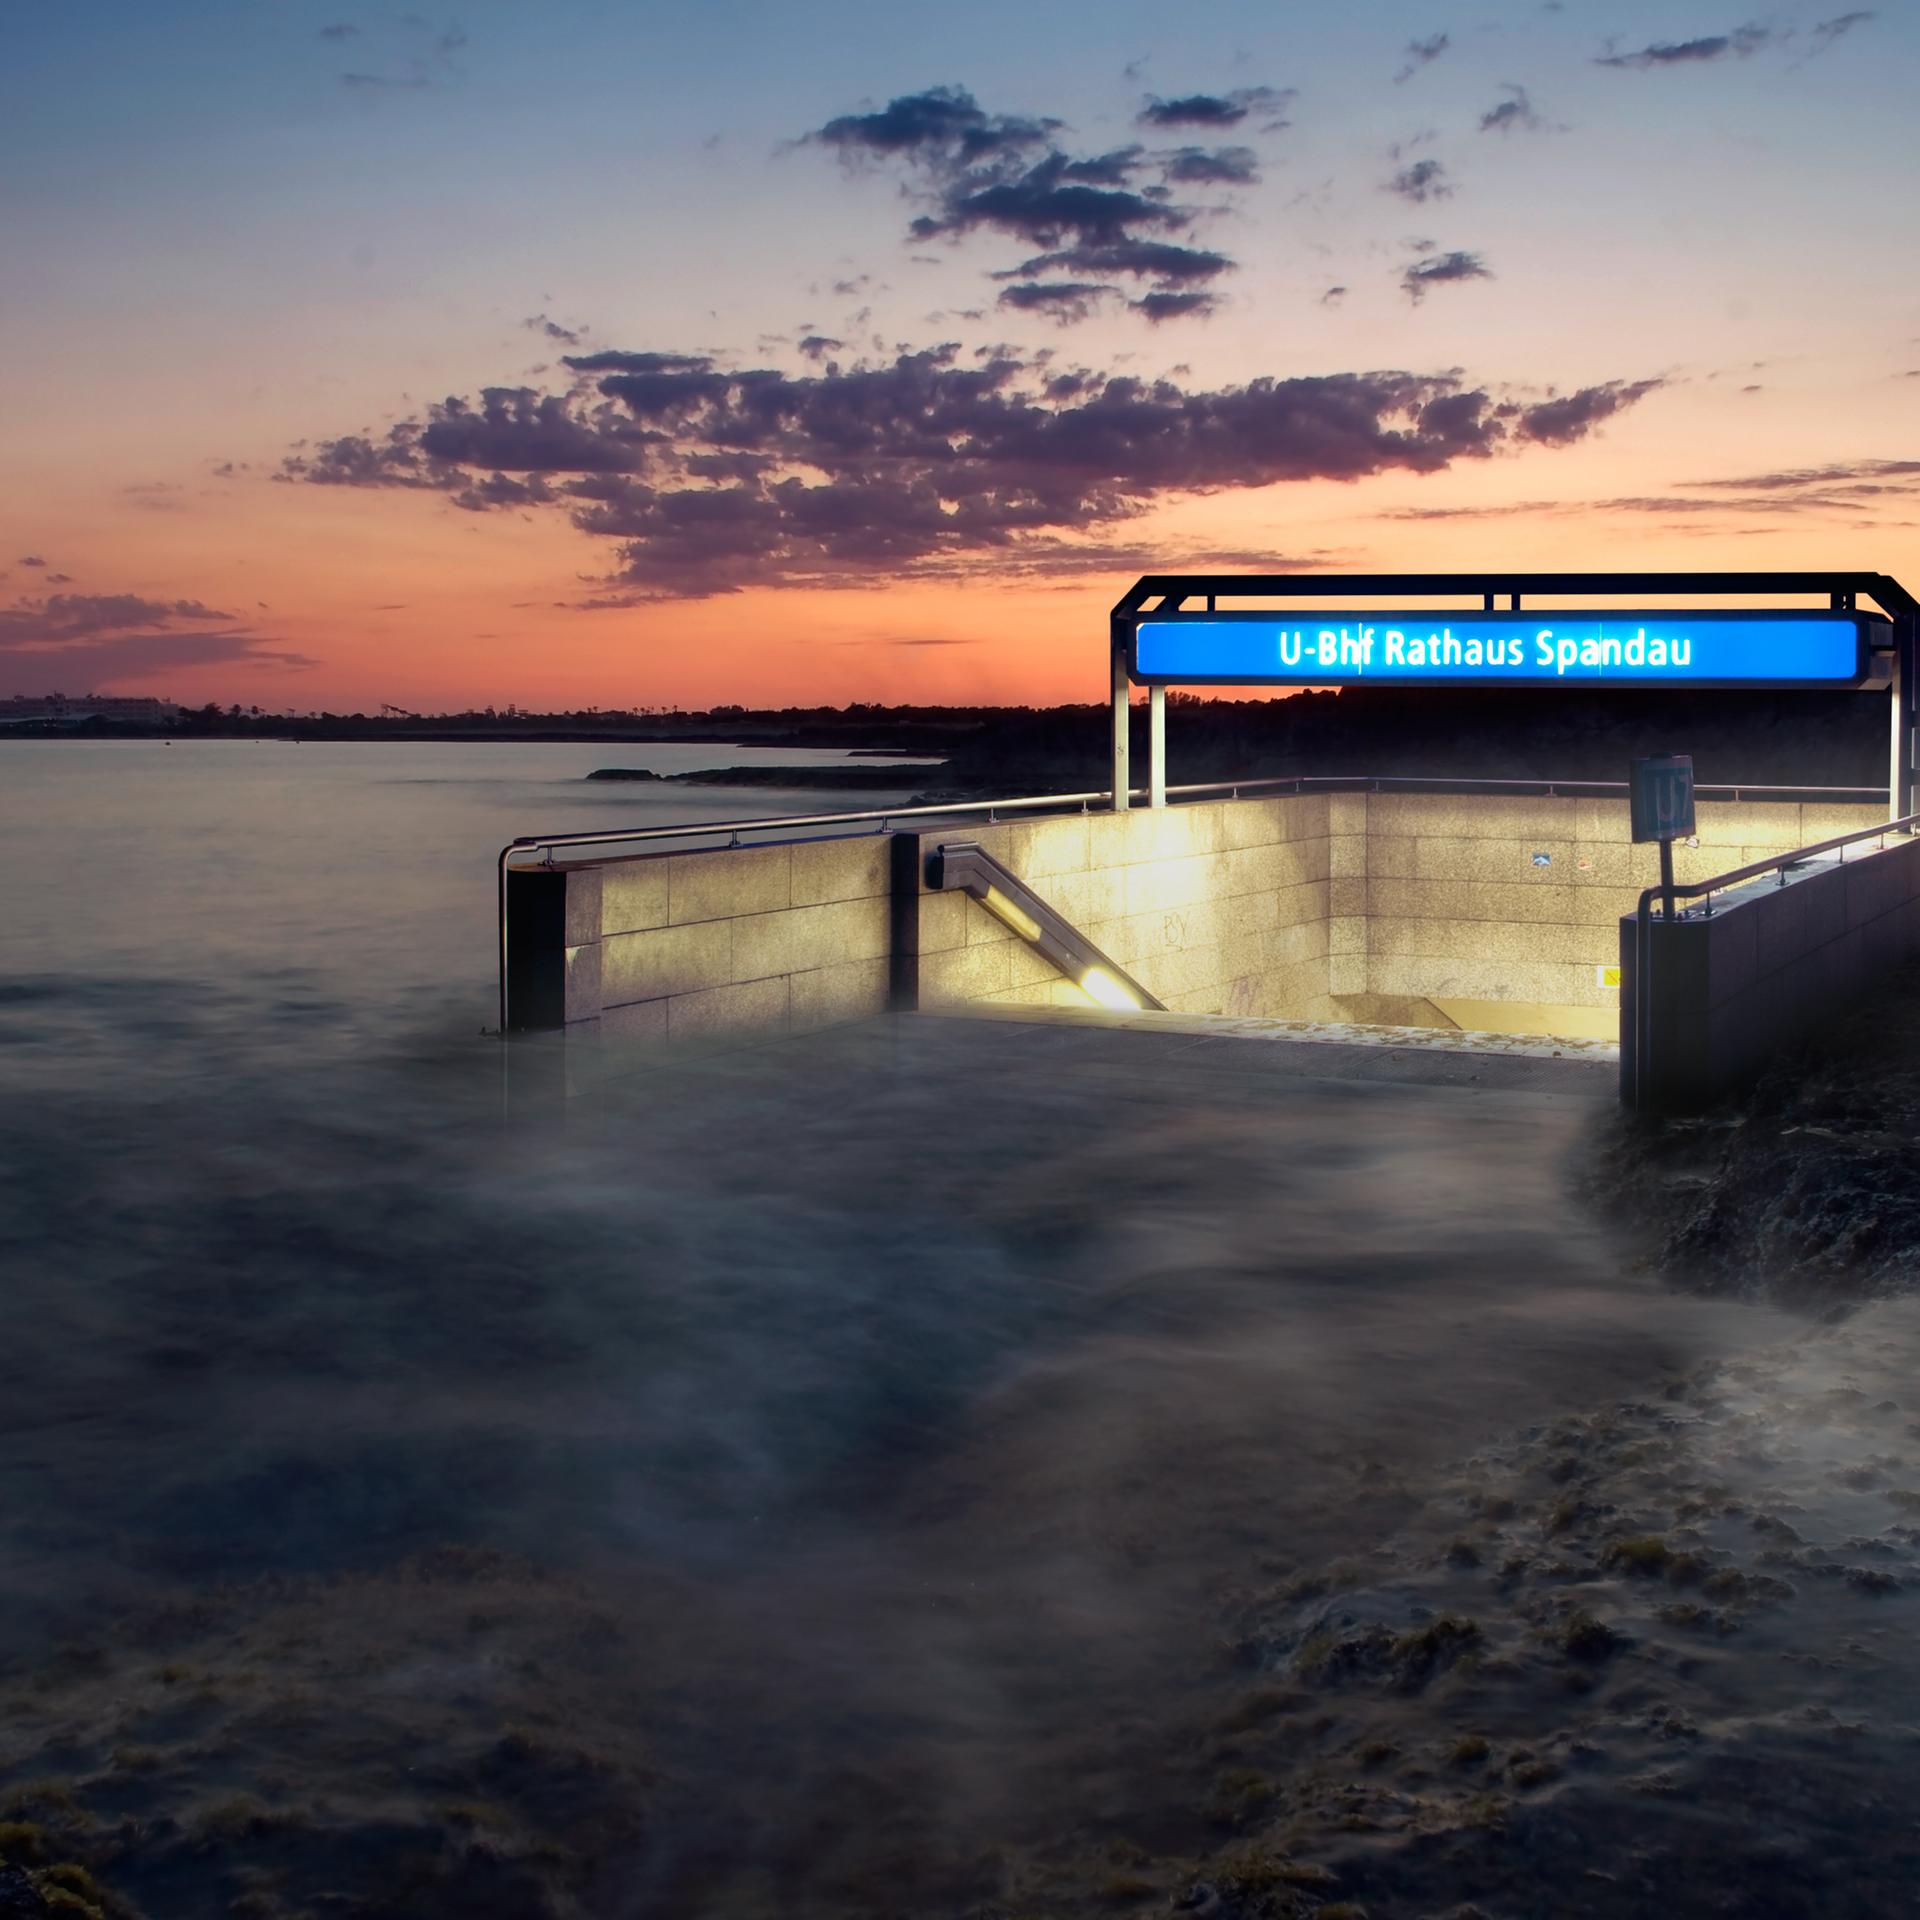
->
[8, 366, 1917, 712]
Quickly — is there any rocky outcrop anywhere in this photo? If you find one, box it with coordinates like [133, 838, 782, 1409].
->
[1587, 956, 1920, 1305]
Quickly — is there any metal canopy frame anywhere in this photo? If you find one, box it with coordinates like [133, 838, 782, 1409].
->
[1107, 570, 1919, 819]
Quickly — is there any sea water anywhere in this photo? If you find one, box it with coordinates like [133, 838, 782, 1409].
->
[0, 740, 1901, 1917]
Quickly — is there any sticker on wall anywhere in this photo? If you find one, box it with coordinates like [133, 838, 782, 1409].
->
[1596, 964, 1623, 989]
[1530, 851, 1553, 867]
[1577, 858, 1594, 871]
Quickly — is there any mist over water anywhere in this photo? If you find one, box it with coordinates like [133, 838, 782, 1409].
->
[3, 743, 1914, 1915]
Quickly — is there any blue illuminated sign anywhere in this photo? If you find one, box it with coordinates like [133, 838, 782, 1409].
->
[1129, 611, 1868, 687]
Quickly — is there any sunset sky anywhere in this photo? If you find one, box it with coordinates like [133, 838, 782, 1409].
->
[4, 1, 1915, 710]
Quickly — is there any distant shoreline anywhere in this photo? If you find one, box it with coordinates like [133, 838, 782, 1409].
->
[589, 762, 947, 790]
[0, 686, 1890, 792]
[0, 728, 895, 746]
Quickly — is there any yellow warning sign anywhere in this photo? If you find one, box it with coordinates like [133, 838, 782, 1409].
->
[1596, 964, 1623, 989]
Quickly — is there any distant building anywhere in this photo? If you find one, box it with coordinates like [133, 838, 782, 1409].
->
[0, 693, 180, 725]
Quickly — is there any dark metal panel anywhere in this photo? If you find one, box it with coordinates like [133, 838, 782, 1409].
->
[887, 831, 921, 1014]
[503, 867, 571, 1033]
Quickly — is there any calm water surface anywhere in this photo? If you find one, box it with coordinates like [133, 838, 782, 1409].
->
[1, 739, 930, 1057]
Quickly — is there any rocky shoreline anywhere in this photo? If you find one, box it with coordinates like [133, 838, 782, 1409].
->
[1585, 957, 1920, 1310]
[1056, 966, 1920, 1918]
[9, 1308, 1917, 1919]
[1020, 1300, 1920, 1917]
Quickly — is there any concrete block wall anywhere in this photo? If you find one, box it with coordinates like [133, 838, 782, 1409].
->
[1345, 793, 1885, 1028]
[510, 830, 896, 1049]
[1620, 833, 1920, 1112]
[506, 789, 1896, 1056]
[898, 795, 1337, 1019]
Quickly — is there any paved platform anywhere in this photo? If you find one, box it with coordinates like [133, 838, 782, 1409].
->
[919, 1003, 1617, 1096]
[546, 999, 1619, 1109]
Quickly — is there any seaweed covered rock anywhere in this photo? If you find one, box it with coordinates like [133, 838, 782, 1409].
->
[1584, 957, 1920, 1305]
[1099, 1302, 1920, 1920]
[0, 1866, 46, 1920]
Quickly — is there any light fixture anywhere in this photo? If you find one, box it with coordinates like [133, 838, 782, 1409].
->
[980, 884, 1042, 943]
[1078, 966, 1141, 1012]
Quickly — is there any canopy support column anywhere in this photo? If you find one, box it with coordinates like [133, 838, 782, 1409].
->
[1110, 636, 1131, 813]
[1893, 619, 1914, 822]
[1148, 685, 1166, 808]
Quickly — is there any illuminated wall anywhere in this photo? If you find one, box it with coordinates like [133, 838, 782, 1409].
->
[904, 796, 1334, 1020]
[506, 790, 1889, 1050]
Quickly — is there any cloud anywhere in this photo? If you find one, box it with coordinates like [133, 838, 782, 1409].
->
[797, 334, 845, 360]
[1381, 452, 1920, 523]
[122, 480, 187, 512]
[1595, 24, 1772, 68]
[1380, 501, 1556, 521]
[284, 343, 1657, 598]
[1004, 239, 1232, 285]
[1055, 146, 1153, 187]
[1136, 86, 1291, 129]
[1320, 285, 1348, 306]
[1401, 249, 1492, 301]
[997, 281, 1116, 323]
[1678, 457, 1920, 492]
[809, 85, 1059, 170]
[1806, 10, 1875, 57]
[1385, 158, 1452, 203]
[1132, 291, 1218, 323]
[807, 88, 1265, 322]
[909, 156, 1187, 250]
[0, 591, 313, 691]
[18, 556, 46, 568]
[335, 14, 468, 90]
[1394, 33, 1451, 83]
[1514, 379, 1664, 445]
[2, 593, 232, 637]
[1408, 495, 1739, 524]
[1478, 84, 1546, 133]
[559, 350, 714, 375]
[1157, 145, 1260, 185]
[523, 314, 582, 346]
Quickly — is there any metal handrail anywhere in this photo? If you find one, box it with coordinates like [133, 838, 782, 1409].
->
[494, 772, 1893, 1035]
[495, 785, 1127, 1033]
[1629, 810, 1920, 1110]
[500, 772, 1886, 870]
[1634, 811, 1920, 926]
